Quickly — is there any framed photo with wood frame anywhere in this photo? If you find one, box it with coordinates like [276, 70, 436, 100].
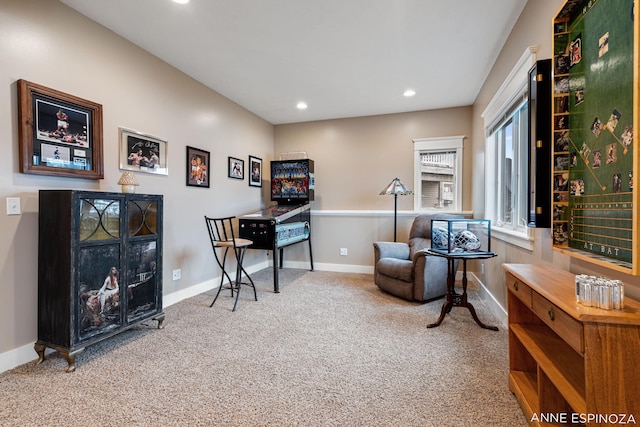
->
[17, 79, 104, 179]
[248, 155, 262, 187]
[228, 156, 244, 180]
[119, 127, 168, 175]
[186, 146, 210, 188]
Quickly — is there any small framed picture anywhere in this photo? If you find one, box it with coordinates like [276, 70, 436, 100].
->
[228, 156, 244, 180]
[119, 127, 168, 175]
[186, 146, 210, 188]
[248, 155, 262, 187]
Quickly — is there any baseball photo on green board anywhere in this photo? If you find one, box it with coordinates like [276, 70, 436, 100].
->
[552, 0, 635, 266]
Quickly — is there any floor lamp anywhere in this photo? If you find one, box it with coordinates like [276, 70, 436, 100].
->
[379, 178, 413, 242]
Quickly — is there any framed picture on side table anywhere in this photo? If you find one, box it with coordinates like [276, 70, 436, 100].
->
[186, 146, 210, 188]
[228, 156, 244, 180]
[248, 155, 262, 187]
[17, 79, 104, 179]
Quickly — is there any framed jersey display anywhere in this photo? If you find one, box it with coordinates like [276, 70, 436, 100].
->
[17, 80, 104, 179]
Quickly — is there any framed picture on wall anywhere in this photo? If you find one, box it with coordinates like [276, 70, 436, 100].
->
[119, 127, 168, 175]
[17, 79, 104, 179]
[228, 156, 244, 180]
[186, 146, 210, 188]
[248, 155, 262, 187]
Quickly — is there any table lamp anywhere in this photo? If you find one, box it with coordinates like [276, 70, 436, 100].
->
[118, 171, 139, 193]
[379, 177, 413, 241]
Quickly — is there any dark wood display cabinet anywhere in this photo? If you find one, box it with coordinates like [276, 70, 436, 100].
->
[36, 190, 164, 372]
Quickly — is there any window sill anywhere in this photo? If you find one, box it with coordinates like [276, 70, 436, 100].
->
[491, 226, 534, 251]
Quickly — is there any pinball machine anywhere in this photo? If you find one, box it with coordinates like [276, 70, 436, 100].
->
[239, 158, 314, 292]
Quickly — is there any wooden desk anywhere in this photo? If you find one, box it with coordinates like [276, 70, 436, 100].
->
[426, 250, 499, 331]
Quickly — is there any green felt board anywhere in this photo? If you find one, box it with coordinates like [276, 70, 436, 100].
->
[555, 0, 635, 263]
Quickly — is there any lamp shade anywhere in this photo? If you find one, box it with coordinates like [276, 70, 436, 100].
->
[379, 177, 413, 196]
[118, 171, 139, 193]
[380, 178, 413, 242]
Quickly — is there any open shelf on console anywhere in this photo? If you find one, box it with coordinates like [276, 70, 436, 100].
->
[510, 323, 586, 414]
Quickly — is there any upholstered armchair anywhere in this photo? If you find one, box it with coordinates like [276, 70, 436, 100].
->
[373, 214, 460, 302]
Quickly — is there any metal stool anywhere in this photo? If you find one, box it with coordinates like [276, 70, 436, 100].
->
[204, 216, 257, 311]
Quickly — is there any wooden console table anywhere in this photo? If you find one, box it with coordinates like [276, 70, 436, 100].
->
[504, 263, 640, 426]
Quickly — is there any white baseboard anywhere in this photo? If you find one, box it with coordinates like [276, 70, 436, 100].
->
[165, 260, 373, 308]
[0, 261, 506, 374]
[0, 261, 275, 374]
[468, 272, 508, 327]
[0, 343, 41, 374]
[163, 260, 270, 307]
[273, 261, 508, 328]
[281, 260, 374, 274]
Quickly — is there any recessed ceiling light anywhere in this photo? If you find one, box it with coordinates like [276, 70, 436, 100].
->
[297, 102, 308, 110]
[404, 89, 416, 97]
[172, 0, 189, 4]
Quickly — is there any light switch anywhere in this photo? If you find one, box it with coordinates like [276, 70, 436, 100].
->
[6, 197, 21, 215]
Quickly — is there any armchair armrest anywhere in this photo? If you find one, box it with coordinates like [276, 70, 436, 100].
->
[373, 242, 410, 262]
[412, 249, 456, 301]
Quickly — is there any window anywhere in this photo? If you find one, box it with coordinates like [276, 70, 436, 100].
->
[490, 101, 528, 229]
[413, 136, 464, 212]
[482, 46, 537, 249]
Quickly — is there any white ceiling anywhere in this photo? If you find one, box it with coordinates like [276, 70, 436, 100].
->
[59, 0, 527, 125]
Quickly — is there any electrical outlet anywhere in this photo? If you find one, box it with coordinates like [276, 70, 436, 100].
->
[340, 248, 348, 256]
[172, 269, 181, 281]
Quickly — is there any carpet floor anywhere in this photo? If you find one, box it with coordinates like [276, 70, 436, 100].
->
[0, 269, 527, 426]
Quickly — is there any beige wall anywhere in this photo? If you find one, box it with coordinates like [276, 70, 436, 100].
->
[274, 108, 473, 267]
[472, 0, 640, 310]
[0, 0, 273, 360]
[4, 0, 640, 371]
[470, 0, 567, 311]
[275, 108, 473, 211]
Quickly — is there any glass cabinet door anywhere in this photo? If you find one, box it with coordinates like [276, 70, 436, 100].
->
[79, 198, 120, 241]
[77, 244, 123, 341]
[128, 200, 158, 237]
[126, 240, 158, 321]
[77, 197, 123, 341]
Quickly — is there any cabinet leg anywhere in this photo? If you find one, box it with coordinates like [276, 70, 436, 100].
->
[154, 313, 166, 329]
[34, 342, 83, 372]
[60, 348, 84, 373]
[34, 342, 46, 365]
